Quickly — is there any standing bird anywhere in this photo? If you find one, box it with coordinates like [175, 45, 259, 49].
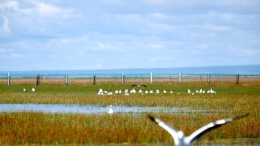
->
[32, 87, 36, 92]
[23, 88, 27, 92]
[132, 84, 147, 88]
[148, 113, 249, 146]
[108, 105, 114, 114]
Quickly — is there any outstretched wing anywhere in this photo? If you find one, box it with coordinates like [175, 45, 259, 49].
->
[141, 84, 147, 87]
[148, 115, 180, 143]
[132, 84, 137, 87]
[186, 113, 249, 143]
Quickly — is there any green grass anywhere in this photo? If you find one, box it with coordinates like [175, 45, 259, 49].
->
[0, 81, 259, 145]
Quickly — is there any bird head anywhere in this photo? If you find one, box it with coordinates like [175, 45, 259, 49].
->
[177, 131, 184, 139]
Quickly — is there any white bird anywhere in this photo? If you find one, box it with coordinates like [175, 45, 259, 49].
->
[207, 88, 216, 94]
[139, 89, 143, 94]
[23, 88, 27, 92]
[108, 105, 114, 114]
[188, 89, 191, 94]
[163, 90, 167, 94]
[130, 89, 136, 94]
[148, 113, 249, 146]
[156, 90, 160, 94]
[149, 90, 154, 94]
[32, 87, 36, 92]
[115, 90, 119, 95]
[97, 89, 103, 95]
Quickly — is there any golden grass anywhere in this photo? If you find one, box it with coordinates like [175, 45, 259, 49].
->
[0, 80, 259, 145]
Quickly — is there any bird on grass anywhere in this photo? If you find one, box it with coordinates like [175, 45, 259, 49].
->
[108, 105, 114, 114]
[23, 88, 27, 92]
[148, 113, 249, 146]
[32, 87, 36, 92]
[132, 84, 147, 88]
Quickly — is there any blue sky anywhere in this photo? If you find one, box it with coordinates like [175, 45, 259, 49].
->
[0, 0, 259, 71]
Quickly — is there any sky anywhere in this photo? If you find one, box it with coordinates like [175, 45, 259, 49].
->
[0, 0, 260, 71]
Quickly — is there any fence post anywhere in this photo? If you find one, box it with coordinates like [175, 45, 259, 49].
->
[150, 72, 153, 84]
[235, 73, 239, 84]
[36, 72, 40, 85]
[93, 72, 96, 85]
[207, 72, 211, 84]
[65, 73, 68, 85]
[121, 72, 125, 84]
[7, 72, 10, 86]
[178, 72, 182, 84]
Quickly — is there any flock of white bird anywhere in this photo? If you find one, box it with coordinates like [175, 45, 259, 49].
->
[188, 88, 216, 95]
[98, 88, 216, 96]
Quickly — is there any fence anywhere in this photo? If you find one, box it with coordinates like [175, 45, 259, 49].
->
[0, 72, 259, 85]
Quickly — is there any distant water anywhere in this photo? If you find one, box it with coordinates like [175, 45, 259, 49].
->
[0, 65, 259, 78]
[0, 104, 230, 114]
[0, 104, 183, 114]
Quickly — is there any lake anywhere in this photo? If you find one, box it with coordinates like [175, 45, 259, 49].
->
[0, 104, 232, 114]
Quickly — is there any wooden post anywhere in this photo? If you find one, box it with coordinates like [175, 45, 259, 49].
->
[65, 73, 68, 85]
[7, 72, 10, 86]
[178, 72, 182, 84]
[207, 72, 211, 84]
[36, 72, 40, 85]
[235, 73, 239, 84]
[121, 72, 125, 84]
[93, 72, 96, 85]
[150, 72, 153, 84]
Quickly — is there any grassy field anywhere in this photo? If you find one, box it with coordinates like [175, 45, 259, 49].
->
[0, 80, 259, 145]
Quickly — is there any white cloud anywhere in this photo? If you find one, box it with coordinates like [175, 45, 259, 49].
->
[0, 1, 19, 10]
[31, 1, 74, 18]
[0, 0, 259, 71]
[1, 15, 10, 33]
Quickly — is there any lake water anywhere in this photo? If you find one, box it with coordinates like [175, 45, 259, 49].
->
[0, 104, 231, 114]
[0, 104, 182, 114]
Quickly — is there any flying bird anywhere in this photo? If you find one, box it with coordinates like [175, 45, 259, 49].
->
[148, 113, 249, 146]
[132, 84, 147, 88]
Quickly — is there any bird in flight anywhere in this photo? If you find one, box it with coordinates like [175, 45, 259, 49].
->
[132, 84, 147, 87]
[148, 113, 249, 146]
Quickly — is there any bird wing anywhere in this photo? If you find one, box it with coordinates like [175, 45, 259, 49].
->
[141, 84, 147, 87]
[132, 84, 137, 87]
[148, 115, 180, 143]
[186, 113, 249, 143]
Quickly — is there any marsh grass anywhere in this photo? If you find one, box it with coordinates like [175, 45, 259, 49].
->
[0, 112, 259, 145]
[0, 81, 259, 145]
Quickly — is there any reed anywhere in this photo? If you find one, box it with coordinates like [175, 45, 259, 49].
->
[0, 81, 259, 145]
[0, 112, 259, 145]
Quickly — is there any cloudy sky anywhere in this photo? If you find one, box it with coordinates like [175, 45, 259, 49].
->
[0, 0, 259, 71]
